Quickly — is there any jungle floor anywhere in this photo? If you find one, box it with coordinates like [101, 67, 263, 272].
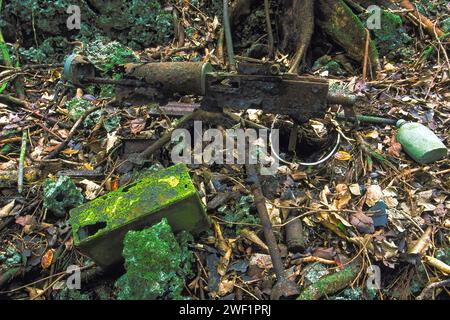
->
[0, 0, 449, 301]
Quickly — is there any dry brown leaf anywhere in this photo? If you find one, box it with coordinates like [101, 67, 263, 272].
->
[366, 185, 383, 207]
[130, 118, 146, 135]
[387, 134, 402, 157]
[332, 184, 351, 210]
[41, 249, 54, 269]
[218, 278, 236, 296]
[249, 253, 273, 269]
[0, 200, 16, 218]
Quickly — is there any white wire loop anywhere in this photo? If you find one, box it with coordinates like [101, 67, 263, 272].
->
[269, 115, 341, 167]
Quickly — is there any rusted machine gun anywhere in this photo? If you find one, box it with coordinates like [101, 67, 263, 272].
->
[63, 55, 359, 300]
[63, 54, 357, 122]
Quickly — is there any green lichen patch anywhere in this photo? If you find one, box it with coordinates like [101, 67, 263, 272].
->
[442, 18, 450, 33]
[115, 218, 194, 300]
[43, 176, 84, 218]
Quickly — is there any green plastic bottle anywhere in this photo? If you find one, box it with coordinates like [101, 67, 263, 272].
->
[396, 120, 448, 164]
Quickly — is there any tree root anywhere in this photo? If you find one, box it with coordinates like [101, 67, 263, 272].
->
[316, 0, 379, 74]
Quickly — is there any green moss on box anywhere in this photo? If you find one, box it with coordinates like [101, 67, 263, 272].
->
[70, 163, 209, 269]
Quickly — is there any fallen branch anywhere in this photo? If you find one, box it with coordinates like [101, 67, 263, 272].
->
[394, 0, 445, 39]
[17, 131, 28, 194]
[416, 279, 450, 300]
[423, 255, 450, 275]
[44, 102, 105, 160]
[297, 260, 361, 300]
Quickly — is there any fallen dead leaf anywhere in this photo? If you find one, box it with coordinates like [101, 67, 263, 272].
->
[41, 249, 54, 269]
[366, 185, 383, 207]
[387, 134, 402, 157]
[0, 200, 16, 218]
[334, 151, 352, 161]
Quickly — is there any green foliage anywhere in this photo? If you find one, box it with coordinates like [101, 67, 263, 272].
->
[83, 38, 138, 74]
[6, 0, 173, 64]
[58, 288, 92, 300]
[312, 55, 345, 75]
[103, 114, 121, 133]
[361, 10, 412, 59]
[218, 195, 259, 232]
[65, 97, 102, 127]
[43, 176, 84, 217]
[18, 36, 69, 63]
[0, 246, 22, 268]
[108, 0, 173, 49]
[115, 218, 194, 300]
[442, 18, 450, 33]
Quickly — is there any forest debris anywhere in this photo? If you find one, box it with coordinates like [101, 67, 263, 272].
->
[297, 260, 361, 300]
[368, 201, 388, 227]
[416, 279, 450, 300]
[395, 0, 445, 38]
[250, 253, 273, 270]
[239, 228, 269, 252]
[40, 249, 54, 269]
[246, 164, 299, 299]
[350, 211, 375, 234]
[284, 210, 305, 253]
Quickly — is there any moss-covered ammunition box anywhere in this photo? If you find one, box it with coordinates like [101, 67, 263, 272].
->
[69, 163, 209, 269]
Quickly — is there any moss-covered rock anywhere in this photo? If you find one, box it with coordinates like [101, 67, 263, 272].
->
[43, 176, 84, 217]
[82, 38, 138, 74]
[312, 55, 345, 75]
[3, 0, 173, 63]
[361, 10, 412, 60]
[115, 218, 194, 300]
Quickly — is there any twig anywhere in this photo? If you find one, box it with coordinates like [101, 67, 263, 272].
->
[17, 131, 27, 194]
[362, 28, 371, 82]
[0, 94, 29, 107]
[44, 102, 108, 160]
[423, 255, 450, 275]
[408, 226, 433, 255]
[246, 163, 299, 299]
[395, 0, 444, 38]
[416, 279, 450, 300]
